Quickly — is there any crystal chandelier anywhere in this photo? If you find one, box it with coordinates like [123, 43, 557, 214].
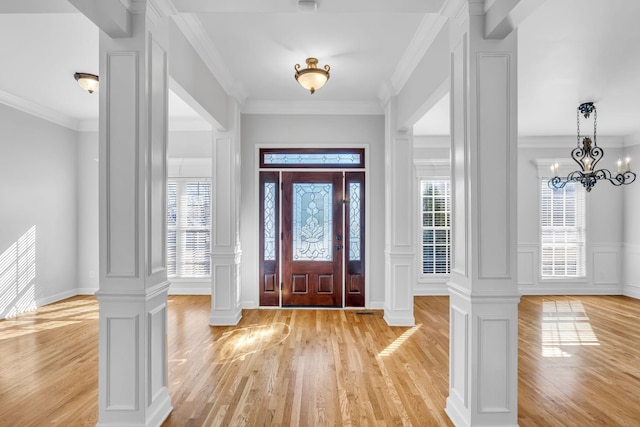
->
[548, 102, 636, 192]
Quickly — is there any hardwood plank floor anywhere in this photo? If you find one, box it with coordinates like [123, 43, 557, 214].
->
[0, 295, 638, 426]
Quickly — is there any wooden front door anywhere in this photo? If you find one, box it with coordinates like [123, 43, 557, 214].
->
[281, 172, 343, 307]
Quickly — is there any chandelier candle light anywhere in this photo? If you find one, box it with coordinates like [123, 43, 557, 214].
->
[548, 102, 636, 192]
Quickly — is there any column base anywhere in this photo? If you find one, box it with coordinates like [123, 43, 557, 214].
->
[210, 307, 242, 326]
[383, 308, 416, 326]
[446, 286, 520, 427]
[96, 282, 173, 427]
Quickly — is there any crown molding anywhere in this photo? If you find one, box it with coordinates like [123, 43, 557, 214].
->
[171, 13, 246, 102]
[518, 135, 626, 149]
[0, 89, 79, 131]
[389, 13, 447, 95]
[241, 100, 383, 116]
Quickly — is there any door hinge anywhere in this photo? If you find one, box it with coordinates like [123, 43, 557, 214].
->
[281, 182, 283, 190]
[281, 231, 283, 240]
[280, 282, 283, 290]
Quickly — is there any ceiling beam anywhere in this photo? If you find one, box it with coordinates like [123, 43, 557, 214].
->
[172, 0, 445, 13]
[484, 0, 547, 39]
[0, 0, 77, 13]
[67, 0, 131, 38]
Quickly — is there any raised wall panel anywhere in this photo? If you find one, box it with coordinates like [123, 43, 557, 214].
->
[392, 264, 410, 310]
[450, 305, 468, 406]
[451, 37, 468, 278]
[148, 39, 168, 275]
[148, 304, 167, 404]
[477, 53, 512, 279]
[292, 274, 308, 294]
[478, 317, 510, 412]
[391, 138, 413, 247]
[106, 316, 139, 410]
[593, 249, 619, 285]
[517, 246, 535, 286]
[213, 264, 232, 310]
[318, 274, 334, 293]
[106, 52, 138, 278]
[213, 137, 232, 247]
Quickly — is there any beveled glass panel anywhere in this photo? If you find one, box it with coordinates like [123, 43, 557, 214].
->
[349, 182, 361, 261]
[263, 182, 276, 260]
[264, 153, 361, 165]
[292, 183, 332, 261]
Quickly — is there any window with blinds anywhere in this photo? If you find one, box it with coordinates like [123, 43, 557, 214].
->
[167, 179, 211, 278]
[421, 180, 451, 275]
[540, 180, 586, 278]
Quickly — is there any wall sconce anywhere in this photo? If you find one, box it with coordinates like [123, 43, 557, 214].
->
[74, 72, 99, 94]
[294, 58, 330, 94]
[548, 102, 636, 192]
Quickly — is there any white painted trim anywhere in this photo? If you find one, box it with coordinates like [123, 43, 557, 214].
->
[390, 14, 448, 95]
[171, 14, 247, 102]
[242, 100, 383, 116]
[0, 89, 79, 130]
[252, 143, 372, 309]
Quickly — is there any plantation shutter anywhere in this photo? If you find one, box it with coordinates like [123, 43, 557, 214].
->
[421, 180, 451, 274]
[167, 179, 211, 277]
[540, 180, 586, 277]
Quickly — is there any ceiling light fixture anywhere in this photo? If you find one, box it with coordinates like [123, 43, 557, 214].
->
[294, 58, 330, 94]
[74, 72, 99, 94]
[549, 102, 636, 192]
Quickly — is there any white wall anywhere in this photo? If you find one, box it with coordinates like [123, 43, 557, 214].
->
[412, 136, 450, 295]
[240, 114, 386, 308]
[623, 135, 640, 298]
[77, 131, 99, 294]
[413, 135, 628, 295]
[0, 104, 79, 318]
[518, 137, 624, 295]
[167, 130, 213, 295]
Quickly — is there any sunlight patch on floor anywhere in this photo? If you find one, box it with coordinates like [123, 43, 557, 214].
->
[379, 324, 421, 357]
[541, 300, 599, 358]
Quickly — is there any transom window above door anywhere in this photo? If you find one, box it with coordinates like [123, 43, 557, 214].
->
[260, 148, 365, 168]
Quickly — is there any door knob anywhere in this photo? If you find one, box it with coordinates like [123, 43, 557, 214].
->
[336, 244, 343, 250]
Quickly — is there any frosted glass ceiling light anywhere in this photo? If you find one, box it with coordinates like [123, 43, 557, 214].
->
[74, 72, 99, 94]
[548, 102, 636, 192]
[294, 58, 330, 94]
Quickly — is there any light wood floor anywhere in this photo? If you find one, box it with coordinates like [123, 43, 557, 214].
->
[0, 295, 639, 426]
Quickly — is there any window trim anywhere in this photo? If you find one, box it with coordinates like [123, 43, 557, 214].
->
[535, 159, 587, 280]
[415, 159, 451, 280]
[259, 148, 365, 169]
[167, 178, 212, 279]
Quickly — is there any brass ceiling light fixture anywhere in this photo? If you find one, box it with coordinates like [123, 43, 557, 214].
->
[548, 102, 636, 192]
[294, 58, 330, 94]
[74, 72, 99, 94]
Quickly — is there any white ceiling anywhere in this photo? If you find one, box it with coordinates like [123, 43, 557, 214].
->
[0, 0, 639, 138]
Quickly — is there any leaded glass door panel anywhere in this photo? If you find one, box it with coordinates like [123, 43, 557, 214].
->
[282, 172, 343, 306]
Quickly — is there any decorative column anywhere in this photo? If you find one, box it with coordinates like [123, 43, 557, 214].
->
[444, 1, 520, 426]
[96, 5, 173, 427]
[210, 99, 242, 325]
[383, 96, 416, 326]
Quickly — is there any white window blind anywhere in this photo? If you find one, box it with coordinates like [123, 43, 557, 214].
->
[421, 180, 451, 275]
[167, 179, 211, 278]
[540, 180, 586, 278]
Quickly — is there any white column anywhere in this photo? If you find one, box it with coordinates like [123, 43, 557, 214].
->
[210, 99, 242, 325]
[445, 1, 519, 426]
[96, 6, 172, 427]
[383, 97, 416, 326]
